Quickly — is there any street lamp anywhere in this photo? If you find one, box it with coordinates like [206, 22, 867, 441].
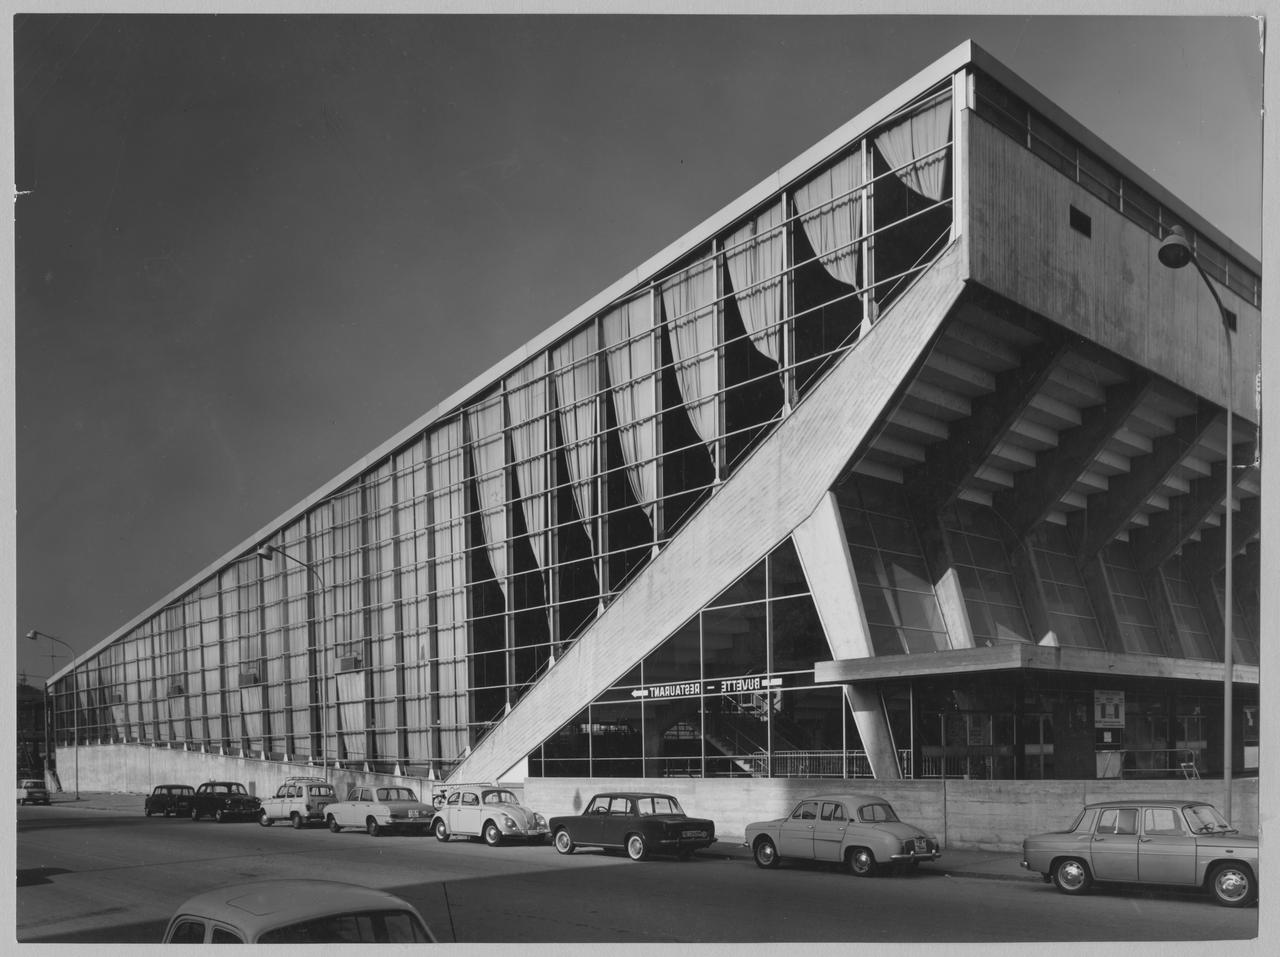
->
[256, 543, 331, 780]
[1158, 224, 1237, 821]
[25, 630, 80, 800]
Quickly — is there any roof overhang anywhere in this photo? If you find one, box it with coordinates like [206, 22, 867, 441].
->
[815, 643, 1259, 687]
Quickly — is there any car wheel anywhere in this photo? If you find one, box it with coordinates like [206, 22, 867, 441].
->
[553, 828, 575, 855]
[190, 807, 201, 821]
[366, 817, 381, 837]
[1052, 857, 1092, 895]
[626, 834, 648, 861]
[753, 837, 780, 869]
[259, 812, 273, 827]
[214, 809, 226, 823]
[849, 847, 877, 877]
[291, 813, 304, 830]
[163, 809, 172, 818]
[145, 807, 152, 817]
[483, 821, 503, 847]
[328, 815, 342, 833]
[434, 818, 450, 842]
[1208, 862, 1255, 907]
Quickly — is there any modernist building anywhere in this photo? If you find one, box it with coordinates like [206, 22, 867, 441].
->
[48, 42, 1261, 796]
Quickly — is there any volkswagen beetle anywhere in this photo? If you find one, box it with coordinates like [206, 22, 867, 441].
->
[431, 785, 549, 845]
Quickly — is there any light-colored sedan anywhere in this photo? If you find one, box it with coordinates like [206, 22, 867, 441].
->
[430, 785, 549, 846]
[744, 792, 940, 876]
[324, 785, 434, 836]
[1022, 799, 1258, 907]
[163, 879, 435, 942]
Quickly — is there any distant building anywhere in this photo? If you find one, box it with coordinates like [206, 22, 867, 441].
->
[49, 42, 1259, 796]
[17, 680, 48, 777]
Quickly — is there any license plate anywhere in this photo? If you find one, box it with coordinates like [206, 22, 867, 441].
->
[408, 810, 420, 818]
[683, 830, 708, 839]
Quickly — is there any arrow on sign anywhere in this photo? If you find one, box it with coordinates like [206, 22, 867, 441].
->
[631, 689, 650, 698]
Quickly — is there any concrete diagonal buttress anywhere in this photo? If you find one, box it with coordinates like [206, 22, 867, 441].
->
[452, 241, 969, 785]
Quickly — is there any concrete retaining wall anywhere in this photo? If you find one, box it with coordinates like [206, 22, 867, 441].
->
[62, 745, 1256, 851]
[53, 744, 461, 808]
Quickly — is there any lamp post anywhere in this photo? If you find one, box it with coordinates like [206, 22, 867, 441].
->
[1158, 224, 1236, 821]
[256, 544, 330, 781]
[25, 630, 80, 800]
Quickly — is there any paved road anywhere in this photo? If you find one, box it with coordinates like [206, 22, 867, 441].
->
[16, 804, 1259, 943]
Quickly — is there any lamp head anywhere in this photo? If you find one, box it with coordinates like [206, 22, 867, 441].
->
[25, 630, 38, 641]
[1158, 225, 1194, 269]
[256, 545, 277, 561]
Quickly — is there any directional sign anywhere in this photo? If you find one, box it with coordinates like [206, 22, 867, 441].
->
[629, 674, 784, 700]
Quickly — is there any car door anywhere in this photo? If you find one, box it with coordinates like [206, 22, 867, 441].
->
[574, 795, 611, 845]
[600, 796, 638, 847]
[812, 801, 849, 862]
[454, 790, 483, 836]
[1137, 806, 1197, 885]
[778, 800, 820, 860]
[339, 788, 369, 826]
[1090, 806, 1140, 881]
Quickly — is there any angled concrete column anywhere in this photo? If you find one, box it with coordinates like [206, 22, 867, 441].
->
[792, 492, 901, 780]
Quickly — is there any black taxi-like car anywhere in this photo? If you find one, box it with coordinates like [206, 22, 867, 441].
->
[189, 781, 262, 822]
[548, 791, 715, 861]
[145, 783, 196, 817]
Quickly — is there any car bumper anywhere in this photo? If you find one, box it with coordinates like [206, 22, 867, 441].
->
[501, 826, 550, 839]
[889, 850, 941, 863]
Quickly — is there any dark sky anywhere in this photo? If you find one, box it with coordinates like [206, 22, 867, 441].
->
[10, 14, 1264, 682]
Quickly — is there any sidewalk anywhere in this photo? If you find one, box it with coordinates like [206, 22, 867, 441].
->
[45, 791, 1037, 883]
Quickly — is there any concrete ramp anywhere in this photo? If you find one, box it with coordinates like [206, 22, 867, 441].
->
[453, 243, 968, 783]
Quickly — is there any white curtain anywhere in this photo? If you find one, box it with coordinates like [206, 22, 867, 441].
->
[552, 326, 598, 549]
[660, 257, 718, 447]
[335, 671, 365, 760]
[505, 356, 549, 572]
[794, 153, 863, 289]
[464, 396, 509, 598]
[724, 201, 785, 364]
[429, 421, 468, 672]
[239, 686, 263, 750]
[601, 295, 657, 527]
[874, 97, 952, 201]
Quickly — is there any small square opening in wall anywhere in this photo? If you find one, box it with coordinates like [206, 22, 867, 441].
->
[1069, 205, 1092, 237]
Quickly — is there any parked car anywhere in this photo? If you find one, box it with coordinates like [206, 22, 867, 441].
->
[162, 879, 436, 943]
[258, 777, 336, 829]
[17, 778, 50, 806]
[745, 792, 940, 876]
[189, 781, 262, 822]
[324, 785, 434, 836]
[431, 784, 549, 846]
[548, 791, 715, 861]
[1022, 798, 1259, 907]
[145, 784, 195, 817]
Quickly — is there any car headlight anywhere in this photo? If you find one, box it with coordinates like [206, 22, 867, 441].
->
[502, 815, 517, 829]
[533, 813, 547, 827]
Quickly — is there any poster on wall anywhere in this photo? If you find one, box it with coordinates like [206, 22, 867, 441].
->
[1094, 690, 1125, 728]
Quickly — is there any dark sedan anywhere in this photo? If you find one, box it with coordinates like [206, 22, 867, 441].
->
[145, 783, 195, 817]
[189, 781, 262, 822]
[549, 792, 715, 861]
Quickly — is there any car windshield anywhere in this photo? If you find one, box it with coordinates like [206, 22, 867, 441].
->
[1183, 803, 1235, 833]
[636, 796, 683, 816]
[482, 789, 518, 805]
[309, 786, 333, 797]
[21, 780, 43, 788]
[377, 788, 418, 802]
[858, 803, 900, 823]
[211, 784, 247, 795]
